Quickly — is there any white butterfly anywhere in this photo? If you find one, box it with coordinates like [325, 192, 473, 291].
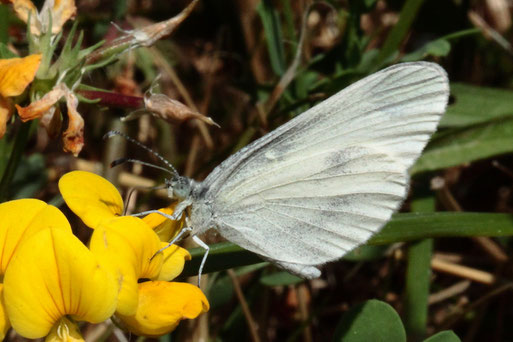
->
[121, 61, 449, 280]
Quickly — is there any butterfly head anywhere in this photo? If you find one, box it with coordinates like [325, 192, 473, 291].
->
[166, 176, 192, 200]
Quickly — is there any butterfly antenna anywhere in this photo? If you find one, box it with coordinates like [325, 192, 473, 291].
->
[104, 130, 179, 178]
[111, 157, 176, 177]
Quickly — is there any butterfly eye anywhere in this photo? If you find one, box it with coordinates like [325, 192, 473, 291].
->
[170, 177, 191, 200]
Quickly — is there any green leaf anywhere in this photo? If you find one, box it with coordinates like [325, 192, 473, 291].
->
[401, 39, 451, 62]
[440, 83, 513, 128]
[400, 28, 478, 64]
[363, 0, 379, 10]
[183, 212, 513, 276]
[11, 154, 47, 199]
[208, 273, 234, 309]
[412, 116, 513, 174]
[343, 245, 389, 261]
[181, 241, 264, 278]
[257, 0, 286, 76]
[372, 212, 513, 244]
[260, 271, 304, 286]
[423, 331, 461, 342]
[280, 0, 296, 44]
[332, 300, 406, 342]
[0, 43, 18, 58]
[235, 262, 269, 276]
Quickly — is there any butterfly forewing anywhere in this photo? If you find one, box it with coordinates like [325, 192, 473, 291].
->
[195, 62, 449, 278]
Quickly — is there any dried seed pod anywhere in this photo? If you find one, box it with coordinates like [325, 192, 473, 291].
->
[137, 93, 219, 127]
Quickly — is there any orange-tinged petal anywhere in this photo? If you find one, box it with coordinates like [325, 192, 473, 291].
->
[116, 281, 209, 337]
[58, 171, 124, 229]
[11, 0, 76, 35]
[16, 83, 67, 122]
[89, 216, 163, 316]
[10, 0, 40, 34]
[3, 228, 118, 339]
[40, 0, 77, 35]
[62, 91, 84, 156]
[0, 285, 10, 341]
[0, 96, 13, 139]
[157, 244, 191, 281]
[0, 54, 41, 97]
[142, 205, 184, 242]
[45, 317, 83, 342]
[0, 198, 71, 275]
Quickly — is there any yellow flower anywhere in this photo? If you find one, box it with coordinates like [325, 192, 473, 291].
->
[0, 199, 117, 341]
[0, 199, 72, 339]
[0, 199, 71, 275]
[58, 170, 124, 228]
[88, 216, 165, 315]
[143, 205, 184, 242]
[3, 228, 118, 340]
[58, 170, 184, 234]
[46, 317, 84, 342]
[116, 281, 209, 337]
[58, 170, 208, 335]
[0, 285, 8, 341]
[10, 0, 76, 36]
[0, 54, 41, 138]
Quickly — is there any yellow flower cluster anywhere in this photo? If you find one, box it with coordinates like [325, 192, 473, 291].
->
[0, 171, 209, 341]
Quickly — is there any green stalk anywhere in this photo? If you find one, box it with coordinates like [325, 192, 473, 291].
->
[404, 196, 435, 340]
[182, 212, 513, 276]
[0, 122, 34, 202]
[0, 4, 8, 44]
[374, 0, 426, 68]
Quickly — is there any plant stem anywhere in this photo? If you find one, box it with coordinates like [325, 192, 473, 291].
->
[0, 122, 34, 202]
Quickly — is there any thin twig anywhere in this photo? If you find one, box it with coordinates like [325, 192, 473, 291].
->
[433, 176, 508, 263]
[296, 283, 313, 342]
[227, 269, 261, 342]
[148, 47, 214, 149]
[431, 257, 496, 285]
[428, 280, 471, 305]
[260, 4, 312, 118]
[432, 252, 464, 263]
[468, 10, 513, 55]
[492, 160, 513, 179]
[440, 282, 513, 330]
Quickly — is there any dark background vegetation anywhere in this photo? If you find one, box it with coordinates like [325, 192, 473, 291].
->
[2, 0, 513, 341]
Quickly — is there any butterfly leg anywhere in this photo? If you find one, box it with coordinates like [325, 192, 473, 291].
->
[132, 199, 192, 221]
[152, 226, 193, 260]
[132, 209, 173, 219]
[192, 235, 210, 288]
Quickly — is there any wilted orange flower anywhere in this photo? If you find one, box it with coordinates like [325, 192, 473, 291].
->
[16, 84, 85, 156]
[0, 54, 41, 138]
